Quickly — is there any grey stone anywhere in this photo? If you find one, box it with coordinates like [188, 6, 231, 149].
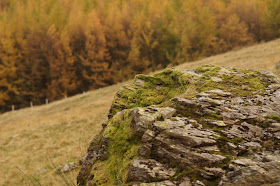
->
[269, 123, 280, 132]
[154, 86, 162, 91]
[221, 163, 280, 186]
[211, 77, 223, 82]
[243, 142, 262, 148]
[171, 97, 197, 107]
[196, 92, 210, 98]
[204, 119, 226, 127]
[153, 119, 186, 132]
[155, 146, 225, 167]
[126, 86, 137, 93]
[199, 97, 222, 106]
[163, 128, 217, 147]
[194, 180, 205, 186]
[58, 162, 77, 173]
[230, 97, 244, 104]
[183, 69, 203, 77]
[138, 143, 152, 157]
[228, 164, 238, 171]
[127, 159, 176, 182]
[202, 108, 217, 114]
[134, 180, 176, 186]
[142, 130, 156, 143]
[201, 167, 225, 179]
[179, 177, 192, 186]
[218, 68, 232, 76]
[206, 89, 232, 97]
[199, 145, 220, 152]
[274, 132, 280, 140]
[227, 142, 238, 155]
[134, 79, 145, 87]
[131, 106, 176, 137]
[261, 153, 280, 162]
[232, 159, 256, 166]
[222, 122, 264, 142]
[259, 70, 279, 78]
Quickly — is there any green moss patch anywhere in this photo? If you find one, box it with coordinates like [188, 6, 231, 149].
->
[195, 69, 269, 97]
[109, 68, 195, 116]
[110, 65, 274, 117]
[195, 65, 221, 76]
[232, 138, 243, 145]
[92, 110, 141, 185]
[265, 115, 280, 123]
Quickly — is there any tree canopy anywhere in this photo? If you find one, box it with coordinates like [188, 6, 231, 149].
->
[0, 0, 278, 112]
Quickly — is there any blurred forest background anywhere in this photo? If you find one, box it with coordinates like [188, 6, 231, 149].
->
[0, 0, 280, 112]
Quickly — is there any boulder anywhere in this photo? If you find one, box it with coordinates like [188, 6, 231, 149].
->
[77, 65, 280, 185]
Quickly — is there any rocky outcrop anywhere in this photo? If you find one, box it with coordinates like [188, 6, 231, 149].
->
[77, 65, 280, 186]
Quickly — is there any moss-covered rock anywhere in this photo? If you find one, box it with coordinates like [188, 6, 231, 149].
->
[77, 65, 280, 186]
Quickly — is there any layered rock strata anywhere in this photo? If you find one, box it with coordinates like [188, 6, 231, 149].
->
[77, 65, 280, 186]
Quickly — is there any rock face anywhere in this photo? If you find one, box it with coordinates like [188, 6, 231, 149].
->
[77, 65, 280, 186]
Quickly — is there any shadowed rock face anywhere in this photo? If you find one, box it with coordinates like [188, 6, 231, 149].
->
[77, 65, 280, 186]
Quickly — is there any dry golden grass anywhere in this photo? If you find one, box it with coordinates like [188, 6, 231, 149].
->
[0, 39, 280, 185]
[0, 81, 131, 185]
[177, 39, 280, 71]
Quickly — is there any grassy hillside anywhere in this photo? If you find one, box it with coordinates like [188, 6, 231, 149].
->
[177, 39, 280, 72]
[0, 81, 132, 185]
[1, 39, 280, 185]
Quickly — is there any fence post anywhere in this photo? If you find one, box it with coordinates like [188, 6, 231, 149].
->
[65, 95, 67, 98]
[12, 105, 14, 112]
[46, 99, 48, 105]
[30, 101, 33, 108]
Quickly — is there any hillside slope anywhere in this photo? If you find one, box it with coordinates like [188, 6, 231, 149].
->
[0, 39, 280, 185]
[177, 39, 280, 72]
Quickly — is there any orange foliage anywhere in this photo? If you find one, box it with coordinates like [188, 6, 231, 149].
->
[0, 0, 278, 111]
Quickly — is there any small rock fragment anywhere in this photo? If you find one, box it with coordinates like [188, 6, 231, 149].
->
[142, 130, 155, 143]
[211, 77, 223, 82]
[204, 119, 226, 127]
[134, 79, 145, 87]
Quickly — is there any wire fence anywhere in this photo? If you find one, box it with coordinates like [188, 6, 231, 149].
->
[10, 91, 87, 112]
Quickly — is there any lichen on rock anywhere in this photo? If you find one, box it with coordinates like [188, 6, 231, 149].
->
[77, 65, 280, 186]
